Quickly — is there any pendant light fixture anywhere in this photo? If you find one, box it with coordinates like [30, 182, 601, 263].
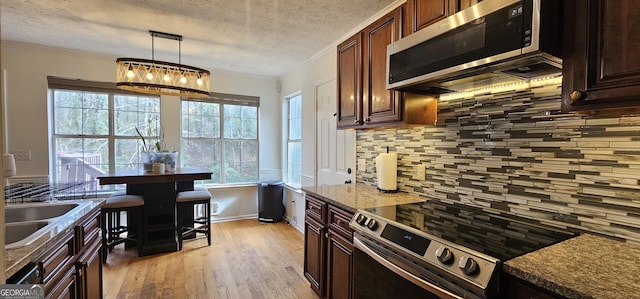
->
[116, 30, 211, 97]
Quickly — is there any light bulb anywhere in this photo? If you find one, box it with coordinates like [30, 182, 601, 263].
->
[163, 73, 171, 82]
[180, 76, 187, 84]
[146, 72, 154, 80]
[196, 78, 203, 86]
[126, 66, 135, 78]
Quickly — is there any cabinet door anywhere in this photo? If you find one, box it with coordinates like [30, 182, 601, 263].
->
[304, 216, 327, 297]
[327, 231, 353, 299]
[562, 0, 640, 113]
[76, 240, 103, 299]
[507, 276, 564, 299]
[362, 6, 404, 125]
[405, 0, 480, 34]
[337, 33, 363, 128]
[406, 0, 457, 33]
[46, 268, 76, 299]
[459, 0, 480, 11]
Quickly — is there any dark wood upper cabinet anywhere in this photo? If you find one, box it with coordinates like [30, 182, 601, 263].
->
[337, 33, 363, 128]
[362, 7, 404, 125]
[336, 5, 439, 129]
[405, 0, 480, 34]
[562, 0, 640, 114]
[337, 6, 404, 129]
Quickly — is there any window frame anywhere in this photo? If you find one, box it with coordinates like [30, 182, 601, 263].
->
[285, 92, 302, 188]
[48, 76, 161, 185]
[181, 92, 260, 185]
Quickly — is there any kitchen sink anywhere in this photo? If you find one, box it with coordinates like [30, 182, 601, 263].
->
[5, 201, 94, 249]
[5, 221, 49, 246]
[5, 203, 79, 223]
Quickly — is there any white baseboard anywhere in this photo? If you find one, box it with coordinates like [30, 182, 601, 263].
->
[210, 213, 258, 223]
[283, 215, 305, 234]
[209, 214, 304, 235]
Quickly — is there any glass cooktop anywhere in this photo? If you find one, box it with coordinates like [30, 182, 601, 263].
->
[363, 200, 577, 261]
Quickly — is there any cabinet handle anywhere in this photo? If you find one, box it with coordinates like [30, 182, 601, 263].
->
[570, 90, 584, 102]
[354, 119, 359, 124]
[325, 233, 329, 238]
[336, 219, 342, 225]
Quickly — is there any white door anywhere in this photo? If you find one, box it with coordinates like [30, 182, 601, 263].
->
[316, 78, 355, 186]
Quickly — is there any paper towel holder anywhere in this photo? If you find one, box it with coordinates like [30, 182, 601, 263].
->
[3, 153, 16, 178]
[375, 150, 398, 193]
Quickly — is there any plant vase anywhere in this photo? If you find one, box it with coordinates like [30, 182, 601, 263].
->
[141, 151, 178, 172]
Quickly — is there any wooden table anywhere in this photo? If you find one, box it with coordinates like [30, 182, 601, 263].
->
[97, 167, 212, 256]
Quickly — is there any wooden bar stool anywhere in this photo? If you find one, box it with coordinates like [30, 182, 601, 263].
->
[101, 194, 144, 262]
[176, 187, 212, 250]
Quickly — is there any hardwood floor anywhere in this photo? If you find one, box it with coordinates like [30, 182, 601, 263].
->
[103, 220, 318, 299]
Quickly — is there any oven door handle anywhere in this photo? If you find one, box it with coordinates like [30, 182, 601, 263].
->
[353, 236, 464, 299]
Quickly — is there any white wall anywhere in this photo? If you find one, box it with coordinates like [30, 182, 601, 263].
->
[1, 40, 282, 220]
[278, 0, 404, 229]
[280, 49, 337, 188]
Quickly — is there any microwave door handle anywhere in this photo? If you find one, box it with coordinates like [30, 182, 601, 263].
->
[353, 237, 463, 299]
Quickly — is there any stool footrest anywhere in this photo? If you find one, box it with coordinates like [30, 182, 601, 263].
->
[101, 204, 143, 263]
[176, 195, 212, 250]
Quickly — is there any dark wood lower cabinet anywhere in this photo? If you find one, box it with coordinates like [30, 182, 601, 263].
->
[76, 240, 102, 299]
[34, 207, 103, 299]
[327, 231, 353, 299]
[303, 194, 354, 299]
[46, 268, 76, 299]
[304, 216, 326, 296]
[507, 275, 566, 299]
[38, 231, 75, 297]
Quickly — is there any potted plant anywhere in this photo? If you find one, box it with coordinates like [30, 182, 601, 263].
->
[136, 118, 178, 172]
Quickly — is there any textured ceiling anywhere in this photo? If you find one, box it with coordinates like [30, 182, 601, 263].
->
[1, 0, 396, 77]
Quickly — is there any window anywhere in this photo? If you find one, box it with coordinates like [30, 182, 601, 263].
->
[181, 93, 259, 184]
[49, 77, 160, 185]
[286, 94, 302, 187]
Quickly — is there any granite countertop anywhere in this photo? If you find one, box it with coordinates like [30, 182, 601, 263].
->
[504, 234, 640, 299]
[4, 199, 105, 279]
[302, 183, 425, 212]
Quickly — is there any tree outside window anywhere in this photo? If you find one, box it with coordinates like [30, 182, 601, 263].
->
[50, 85, 159, 185]
[181, 97, 259, 184]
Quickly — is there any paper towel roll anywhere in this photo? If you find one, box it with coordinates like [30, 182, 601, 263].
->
[3, 154, 16, 177]
[375, 152, 397, 192]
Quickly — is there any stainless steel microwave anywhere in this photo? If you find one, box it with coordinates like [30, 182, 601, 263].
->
[387, 0, 562, 94]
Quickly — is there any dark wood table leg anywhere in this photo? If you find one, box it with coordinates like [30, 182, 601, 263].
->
[136, 182, 179, 256]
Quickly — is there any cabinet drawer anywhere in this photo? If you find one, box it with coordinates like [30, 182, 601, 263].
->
[37, 231, 75, 292]
[76, 211, 100, 251]
[45, 267, 76, 299]
[328, 206, 354, 241]
[305, 195, 327, 223]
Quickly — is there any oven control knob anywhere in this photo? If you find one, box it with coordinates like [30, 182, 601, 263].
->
[355, 214, 368, 226]
[366, 219, 378, 230]
[435, 246, 454, 264]
[458, 256, 479, 276]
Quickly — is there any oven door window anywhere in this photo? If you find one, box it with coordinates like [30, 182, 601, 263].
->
[353, 249, 442, 299]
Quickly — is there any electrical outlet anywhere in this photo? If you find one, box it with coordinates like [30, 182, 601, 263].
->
[211, 202, 220, 216]
[358, 159, 366, 171]
[416, 164, 426, 181]
[10, 150, 31, 161]
[413, 211, 425, 228]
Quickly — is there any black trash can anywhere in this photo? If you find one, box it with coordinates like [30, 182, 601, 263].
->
[257, 180, 285, 223]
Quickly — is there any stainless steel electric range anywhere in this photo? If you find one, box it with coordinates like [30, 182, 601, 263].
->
[349, 200, 577, 299]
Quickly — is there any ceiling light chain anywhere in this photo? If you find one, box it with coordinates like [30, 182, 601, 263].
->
[116, 30, 210, 97]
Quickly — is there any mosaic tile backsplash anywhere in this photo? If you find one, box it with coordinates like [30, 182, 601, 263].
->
[356, 81, 640, 243]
